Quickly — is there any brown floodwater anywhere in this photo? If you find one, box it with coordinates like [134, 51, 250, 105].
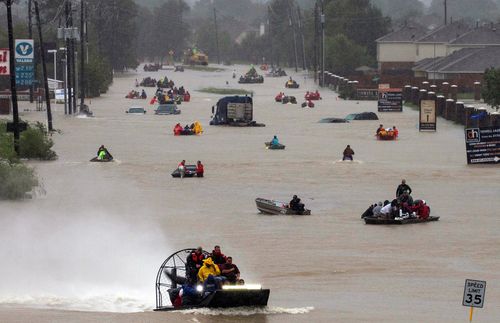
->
[0, 64, 499, 322]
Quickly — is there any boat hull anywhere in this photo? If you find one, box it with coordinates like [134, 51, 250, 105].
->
[255, 198, 311, 215]
[364, 216, 439, 225]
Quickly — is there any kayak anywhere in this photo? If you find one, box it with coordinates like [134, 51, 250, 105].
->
[265, 142, 285, 150]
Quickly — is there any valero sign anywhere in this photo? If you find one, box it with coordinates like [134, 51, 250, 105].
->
[14, 39, 35, 86]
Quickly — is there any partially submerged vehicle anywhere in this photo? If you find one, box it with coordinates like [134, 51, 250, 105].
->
[183, 49, 209, 66]
[174, 65, 185, 72]
[140, 77, 157, 87]
[126, 106, 146, 114]
[345, 112, 378, 121]
[265, 142, 285, 150]
[364, 216, 439, 225]
[282, 96, 297, 104]
[266, 68, 287, 77]
[210, 96, 265, 127]
[255, 198, 311, 215]
[155, 248, 270, 310]
[144, 63, 161, 72]
[171, 165, 197, 177]
[155, 103, 181, 115]
[318, 117, 349, 123]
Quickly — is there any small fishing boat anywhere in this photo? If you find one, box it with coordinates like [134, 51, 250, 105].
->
[364, 216, 439, 225]
[265, 142, 286, 150]
[255, 198, 311, 215]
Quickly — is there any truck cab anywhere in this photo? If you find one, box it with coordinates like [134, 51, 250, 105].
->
[210, 96, 253, 125]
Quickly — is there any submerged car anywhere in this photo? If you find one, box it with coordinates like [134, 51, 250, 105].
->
[155, 103, 181, 115]
[126, 106, 146, 114]
[344, 112, 378, 120]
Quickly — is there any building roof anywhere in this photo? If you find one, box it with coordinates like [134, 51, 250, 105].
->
[450, 24, 500, 45]
[413, 47, 500, 73]
[376, 24, 428, 42]
[417, 21, 471, 43]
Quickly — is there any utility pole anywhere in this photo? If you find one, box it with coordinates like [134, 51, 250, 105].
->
[267, 6, 274, 68]
[321, 1, 325, 87]
[79, 0, 85, 109]
[69, 3, 77, 114]
[213, 7, 220, 64]
[444, 0, 447, 25]
[65, 1, 72, 115]
[3, 0, 20, 153]
[288, 2, 298, 72]
[34, 0, 53, 131]
[313, 2, 318, 82]
[28, 0, 34, 103]
[297, 6, 306, 70]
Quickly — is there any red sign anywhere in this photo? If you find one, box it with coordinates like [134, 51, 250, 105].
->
[0, 48, 10, 76]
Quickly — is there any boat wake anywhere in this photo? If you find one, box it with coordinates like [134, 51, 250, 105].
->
[333, 159, 363, 164]
[177, 306, 314, 316]
[0, 294, 152, 313]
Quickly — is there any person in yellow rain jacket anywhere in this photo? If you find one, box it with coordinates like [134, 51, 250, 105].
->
[198, 257, 226, 292]
[193, 121, 203, 135]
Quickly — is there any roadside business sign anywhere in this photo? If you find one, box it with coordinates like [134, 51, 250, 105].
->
[465, 126, 500, 164]
[0, 48, 10, 76]
[419, 99, 437, 131]
[14, 39, 35, 86]
[378, 88, 403, 112]
[463, 279, 486, 308]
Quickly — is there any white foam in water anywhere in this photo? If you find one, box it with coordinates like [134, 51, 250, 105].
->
[333, 159, 363, 164]
[178, 306, 314, 316]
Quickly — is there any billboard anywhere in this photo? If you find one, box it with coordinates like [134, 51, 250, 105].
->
[465, 126, 500, 164]
[0, 49, 9, 76]
[419, 100, 437, 131]
[15, 39, 35, 86]
[378, 88, 403, 112]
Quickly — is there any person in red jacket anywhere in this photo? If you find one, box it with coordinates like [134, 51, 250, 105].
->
[210, 245, 227, 265]
[196, 160, 204, 177]
[173, 123, 183, 136]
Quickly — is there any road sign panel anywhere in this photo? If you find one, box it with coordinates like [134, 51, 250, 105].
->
[463, 279, 486, 308]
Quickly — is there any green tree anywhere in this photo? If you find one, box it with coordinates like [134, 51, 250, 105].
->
[482, 68, 500, 111]
[325, 33, 374, 75]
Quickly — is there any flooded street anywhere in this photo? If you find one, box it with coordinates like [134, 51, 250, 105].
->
[1, 64, 499, 322]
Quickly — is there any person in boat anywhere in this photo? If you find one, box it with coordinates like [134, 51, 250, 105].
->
[393, 126, 399, 138]
[289, 195, 305, 213]
[178, 160, 186, 178]
[361, 203, 376, 218]
[196, 160, 204, 177]
[140, 89, 147, 99]
[173, 123, 183, 136]
[315, 89, 321, 98]
[409, 200, 430, 220]
[182, 125, 192, 135]
[343, 145, 355, 161]
[220, 256, 241, 284]
[193, 121, 203, 135]
[186, 246, 205, 284]
[380, 199, 398, 219]
[271, 135, 280, 146]
[210, 245, 226, 265]
[198, 257, 225, 292]
[372, 201, 383, 216]
[286, 77, 294, 86]
[97, 145, 111, 160]
[396, 179, 412, 198]
[376, 124, 384, 135]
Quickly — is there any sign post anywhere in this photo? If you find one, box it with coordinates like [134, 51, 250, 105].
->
[14, 39, 35, 87]
[465, 127, 500, 164]
[378, 86, 403, 112]
[463, 279, 486, 322]
[419, 99, 437, 131]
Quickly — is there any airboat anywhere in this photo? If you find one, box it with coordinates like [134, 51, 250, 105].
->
[155, 248, 270, 311]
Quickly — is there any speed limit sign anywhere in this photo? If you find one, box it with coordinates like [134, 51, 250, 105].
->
[463, 279, 486, 308]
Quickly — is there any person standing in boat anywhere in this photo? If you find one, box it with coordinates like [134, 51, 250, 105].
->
[396, 179, 412, 197]
[343, 145, 355, 161]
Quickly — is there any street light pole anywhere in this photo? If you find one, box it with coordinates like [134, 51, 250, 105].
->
[3, 0, 20, 153]
[60, 47, 68, 115]
[321, 2, 325, 87]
